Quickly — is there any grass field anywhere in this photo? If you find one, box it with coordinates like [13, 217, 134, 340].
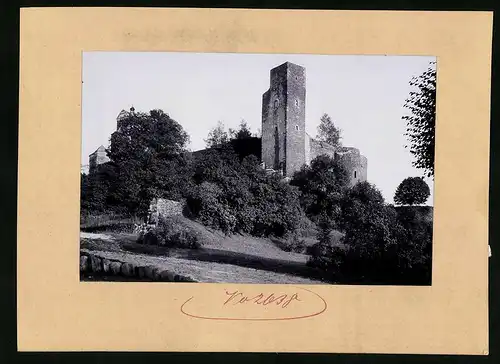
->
[80, 216, 327, 284]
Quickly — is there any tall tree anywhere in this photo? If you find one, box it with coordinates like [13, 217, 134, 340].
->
[107, 108, 191, 216]
[316, 113, 342, 149]
[403, 62, 437, 178]
[204, 121, 230, 148]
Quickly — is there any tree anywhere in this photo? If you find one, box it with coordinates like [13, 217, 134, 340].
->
[80, 162, 118, 214]
[394, 177, 430, 206]
[107, 108, 191, 216]
[204, 121, 230, 148]
[187, 146, 304, 237]
[309, 180, 433, 285]
[229, 119, 253, 140]
[290, 154, 350, 224]
[316, 113, 342, 149]
[339, 181, 386, 232]
[403, 62, 436, 178]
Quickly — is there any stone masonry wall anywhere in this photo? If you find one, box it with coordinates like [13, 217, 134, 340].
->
[284, 63, 306, 177]
[334, 148, 368, 187]
[148, 198, 184, 225]
[80, 251, 196, 282]
[307, 136, 337, 163]
[261, 64, 288, 172]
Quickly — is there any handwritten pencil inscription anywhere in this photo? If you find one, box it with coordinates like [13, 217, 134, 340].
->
[180, 286, 327, 321]
[223, 289, 300, 308]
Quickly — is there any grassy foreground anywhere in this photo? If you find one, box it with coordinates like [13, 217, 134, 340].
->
[80, 216, 327, 284]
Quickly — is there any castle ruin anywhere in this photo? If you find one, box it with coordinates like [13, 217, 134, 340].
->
[87, 62, 367, 187]
[261, 62, 367, 186]
[88, 145, 110, 174]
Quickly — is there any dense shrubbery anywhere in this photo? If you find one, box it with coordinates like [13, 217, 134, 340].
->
[308, 182, 432, 285]
[186, 147, 303, 237]
[137, 216, 202, 249]
[290, 154, 350, 226]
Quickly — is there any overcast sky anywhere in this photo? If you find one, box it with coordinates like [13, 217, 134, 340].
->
[82, 52, 435, 205]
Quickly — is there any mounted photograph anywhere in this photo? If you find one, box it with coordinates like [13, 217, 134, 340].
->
[80, 52, 436, 285]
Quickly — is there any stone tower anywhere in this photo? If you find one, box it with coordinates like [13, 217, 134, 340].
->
[261, 62, 306, 177]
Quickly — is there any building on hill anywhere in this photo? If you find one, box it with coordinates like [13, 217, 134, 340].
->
[88, 145, 110, 174]
[261, 61, 368, 186]
[87, 108, 134, 175]
[89, 64, 367, 188]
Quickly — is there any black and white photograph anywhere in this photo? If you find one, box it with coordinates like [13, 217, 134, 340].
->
[80, 52, 436, 285]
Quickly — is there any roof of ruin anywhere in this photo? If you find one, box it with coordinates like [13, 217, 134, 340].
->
[90, 145, 106, 156]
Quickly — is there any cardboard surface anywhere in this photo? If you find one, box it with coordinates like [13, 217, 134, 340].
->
[18, 8, 491, 354]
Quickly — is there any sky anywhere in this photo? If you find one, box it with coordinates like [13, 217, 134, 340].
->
[82, 52, 435, 205]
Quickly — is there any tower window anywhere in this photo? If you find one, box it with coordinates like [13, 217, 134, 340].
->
[295, 99, 299, 107]
[354, 171, 357, 178]
[295, 125, 300, 131]
[274, 99, 280, 108]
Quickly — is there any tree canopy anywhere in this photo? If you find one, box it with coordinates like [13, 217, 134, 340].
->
[316, 113, 342, 149]
[229, 119, 253, 140]
[290, 154, 350, 225]
[106, 109, 191, 216]
[204, 121, 230, 148]
[403, 62, 436, 178]
[394, 176, 430, 206]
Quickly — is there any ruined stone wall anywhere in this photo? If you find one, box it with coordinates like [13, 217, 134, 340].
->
[148, 198, 184, 225]
[334, 148, 368, 187]
[308, 137, 337, 163]
[89, 146, 110, 174]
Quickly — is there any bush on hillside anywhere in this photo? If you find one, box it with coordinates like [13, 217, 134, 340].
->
[137, 216, 202, 249]
[186, 181, 238, 234]
[307, 215, 344, 275]
[186, 148, 303, 237]
[290, 154, 350, 225]
[309, 182, 432, 285]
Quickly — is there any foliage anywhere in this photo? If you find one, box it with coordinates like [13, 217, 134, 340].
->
[394, 177, 431, 206]
[248, 170, 303, 237]
[403, 62, 436, 178]
[229, 119, 253, 140]
[80, 212, 142, 233]
[307, 215, 344, 274]
[338, 181, 385, 231]
[106, 108, 191, 217]
[316, 113, 342, 149]
[188, 181, 238, 234]
[80, 163, 117, 213]
[309, 181, 433, 285]
[290, 154, 350, 225]
[137, 216, 202, 249]
[394, 206, 433, 283]
[186, 147, 303, 237]
[204, 121, 230, 148]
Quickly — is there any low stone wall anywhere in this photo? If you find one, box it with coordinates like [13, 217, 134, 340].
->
[79, 251, 196, 282]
